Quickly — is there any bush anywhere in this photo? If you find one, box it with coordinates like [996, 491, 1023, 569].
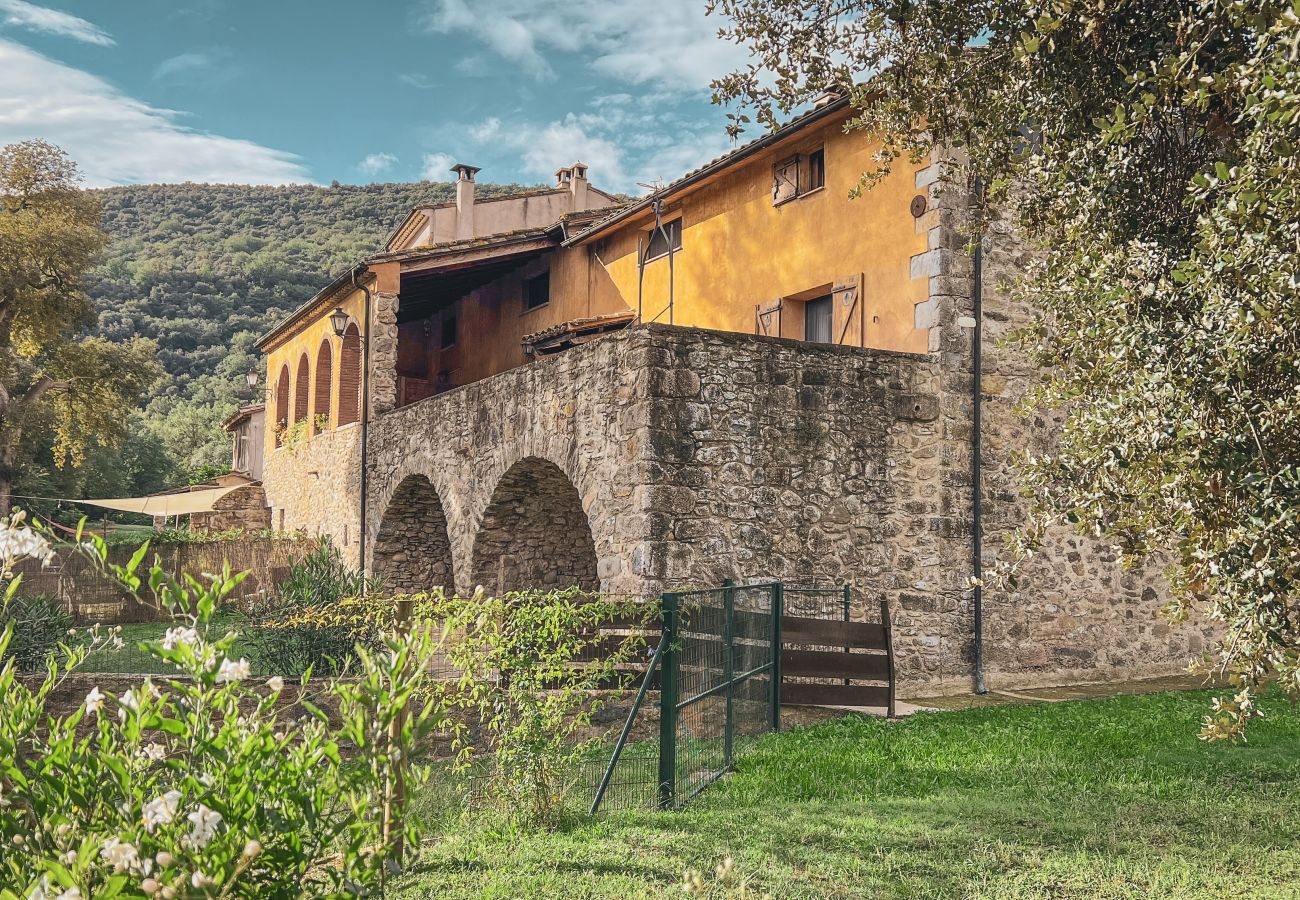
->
[428, 588, 649, 827]
[242, 540, 384, 676]
[0, 593, 72, 673]
[0, 522, 446, 898]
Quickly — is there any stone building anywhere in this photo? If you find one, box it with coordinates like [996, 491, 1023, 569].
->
[254, 95, 1213, 694]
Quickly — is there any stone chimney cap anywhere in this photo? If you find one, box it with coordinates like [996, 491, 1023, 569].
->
[451, 163, 481, 181]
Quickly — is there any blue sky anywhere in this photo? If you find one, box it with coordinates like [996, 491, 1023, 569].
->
[0, 0, 752, 193]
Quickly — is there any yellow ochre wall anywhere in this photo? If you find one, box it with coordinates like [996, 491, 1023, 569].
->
[592, 119, 932, 354]
[261, 284, 369, 447]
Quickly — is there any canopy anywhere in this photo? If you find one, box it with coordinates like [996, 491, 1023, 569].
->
[77, 485, 243, 517]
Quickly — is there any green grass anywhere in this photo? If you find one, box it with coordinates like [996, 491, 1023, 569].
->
[395, 690, 1300, 899]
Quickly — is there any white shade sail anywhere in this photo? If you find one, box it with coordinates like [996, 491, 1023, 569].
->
[77, 486, 243, 517]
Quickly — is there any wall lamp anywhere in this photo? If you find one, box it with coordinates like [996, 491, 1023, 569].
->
[329, 306, 349, 338]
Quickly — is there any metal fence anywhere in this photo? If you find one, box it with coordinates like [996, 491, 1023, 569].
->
[590, 581, 782, 813]
[12, 538, 314, 624]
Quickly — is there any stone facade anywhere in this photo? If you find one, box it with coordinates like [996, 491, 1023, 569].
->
[268, 279, 1211, 694]
[189, 483, 271, 533]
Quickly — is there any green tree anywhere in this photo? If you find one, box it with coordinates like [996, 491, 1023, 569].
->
[0, 141, 160, 514]
[710, 0, 1298, 737]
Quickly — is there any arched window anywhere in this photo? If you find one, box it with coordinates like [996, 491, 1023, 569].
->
[274, 365, 290, 448]
[313, 339, 333, 432]
[338, 322, 362, 426]
[294, 352, 310, 425]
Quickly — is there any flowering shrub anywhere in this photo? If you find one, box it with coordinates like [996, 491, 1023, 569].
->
[0, 518, 447, 897]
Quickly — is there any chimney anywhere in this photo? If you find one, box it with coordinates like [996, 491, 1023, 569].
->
[568, 161, 589, 209]
[451, 162, 480, 240]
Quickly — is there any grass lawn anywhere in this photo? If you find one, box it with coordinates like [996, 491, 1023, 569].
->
[395, 690, 1300, 899]
[79, 612, 256, 674]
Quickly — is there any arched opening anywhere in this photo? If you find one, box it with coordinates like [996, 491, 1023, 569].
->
[293, 352, 310, 425]
[338, 323, 362, 426]
[471, 457, 599, 594]
[373, 474, 456, 593]
[273, 365, 290, 447]
[313, 339, 333, 432]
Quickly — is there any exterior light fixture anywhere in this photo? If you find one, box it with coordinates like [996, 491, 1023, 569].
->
[245, 369, 258, 388]
[329, 306, 349, 338]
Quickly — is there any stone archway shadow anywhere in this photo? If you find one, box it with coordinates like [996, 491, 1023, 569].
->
[471, 456, 599, 595]
[372, 474, 456, 593]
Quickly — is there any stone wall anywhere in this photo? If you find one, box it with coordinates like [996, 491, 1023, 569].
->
[324, 313, 1210, 694]
[190, 484, 271, 532]
[262, 425, 362, 563]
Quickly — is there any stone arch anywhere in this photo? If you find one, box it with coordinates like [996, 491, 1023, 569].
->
[293, 352, 310, 425]
[471, 456, 599, 594]
[338, 323, 361, 426]
[273, 365, 290, 447]
[372, 474, 456, 593]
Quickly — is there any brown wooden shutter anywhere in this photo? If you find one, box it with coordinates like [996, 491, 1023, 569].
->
[314, 339, 333, 430]
[338, 324, 361, 426]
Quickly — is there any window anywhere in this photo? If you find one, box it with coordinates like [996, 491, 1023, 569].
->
[441, 314, 457, 349]
[773, 148, 824, 205]
[806, 148, 825, 192]
[643, 218, 682, 262]
[773, 156, 799, 204]
[337, 323, 361, 426]
[525, 271, 550, 310]
[313, 339, 332, 432]
[293, 352, 310, 424]
[804, 295, 833, 344]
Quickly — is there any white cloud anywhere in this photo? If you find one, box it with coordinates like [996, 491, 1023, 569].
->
[358, 152, 398, 176]
[398, 72, 438, 90]
[420, 152, 456, 180]
[0, 0, 112, 45]
[154, 51, 214, 81]
[0, 39, 309, 185]
[420, 0, 747, 91]
[462, 106, 734, 194]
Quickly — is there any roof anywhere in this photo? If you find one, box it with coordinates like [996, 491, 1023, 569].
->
[221, 403, 264, 432]
[564, 94, 852, 246]
[365, 226, 555, 265]
[383, 184, 625, 251]
[522, 310, 636, 354]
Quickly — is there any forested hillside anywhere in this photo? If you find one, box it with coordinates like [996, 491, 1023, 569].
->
[16, 179, 533, 520]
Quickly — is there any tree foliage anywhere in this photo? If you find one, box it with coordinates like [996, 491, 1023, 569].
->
[710, 0, 1299, 737]
[0, 141, 160, 513]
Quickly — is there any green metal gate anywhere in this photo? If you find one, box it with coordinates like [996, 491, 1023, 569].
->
[591, 581, 782, 813]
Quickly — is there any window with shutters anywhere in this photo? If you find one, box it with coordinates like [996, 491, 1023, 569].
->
[803, 294, 833, 344]
[313, 339, 333, 432]
[274, 365, 290, 447]
[773, 147, 825, 205]
[294, 353, 310, 425]
[338, 324, 362, 426]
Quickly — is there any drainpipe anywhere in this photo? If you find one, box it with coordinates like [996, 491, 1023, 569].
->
[971, 178, 987, 695]
[352, 267, 373, 591]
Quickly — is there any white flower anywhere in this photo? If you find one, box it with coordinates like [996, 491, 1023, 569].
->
[83, 686, 105, 716]
[0, 522, 54, 568]
[100, 836, 140, 873]
[142, 790, 182, 832]
[186, 804, 222, 849]
[140, 742, 167, 762]
[190, 870, 213, 888]
[161, 626, 198, 651]
[266, 675, 284, 692]
[216, 657, 251, 684]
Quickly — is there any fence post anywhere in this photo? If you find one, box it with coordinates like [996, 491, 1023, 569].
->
[770, 582, 783, 732]
[657, 591, 680, 809]
[383, 596, 413, 863]
[843, 583, 852, 686]
[723, 579, 735, 770]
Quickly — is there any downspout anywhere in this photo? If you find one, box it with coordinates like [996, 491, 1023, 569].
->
[971, 178, 987, 695]
[352, 267, 373, 591]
